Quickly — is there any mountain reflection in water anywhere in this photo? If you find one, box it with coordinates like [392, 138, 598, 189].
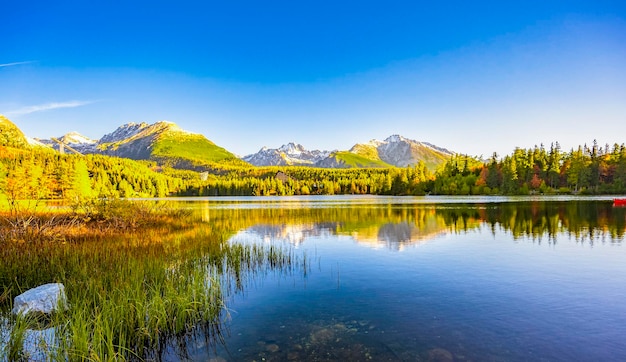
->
[168, 197, 626, 361]
[239, 220, 447, 251]
[185, 197, 626, 361]
[211, 200, 624, 251]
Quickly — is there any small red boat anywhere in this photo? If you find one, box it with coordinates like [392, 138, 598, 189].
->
[613, 198, 626, 206]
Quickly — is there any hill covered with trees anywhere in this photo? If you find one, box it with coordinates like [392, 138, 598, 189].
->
[0, 115, 30, 149]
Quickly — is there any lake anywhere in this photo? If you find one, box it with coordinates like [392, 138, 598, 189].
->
[2, 195, 625, 361]
[163, 195, 626, 361]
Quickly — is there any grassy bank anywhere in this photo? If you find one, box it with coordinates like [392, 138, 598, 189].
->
[0, 200, 300, 360]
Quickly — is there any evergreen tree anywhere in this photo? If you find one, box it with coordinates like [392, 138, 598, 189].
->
[68, 159, 94, 202]
[486, 153, 501, 190]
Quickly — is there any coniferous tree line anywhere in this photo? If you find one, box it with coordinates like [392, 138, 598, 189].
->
[1, 140, 626, 201]
[179, 163, 432, 196]
[180, 141, 626, 196]
[0, 147, 186, 203]
[430, 141, 626, 195]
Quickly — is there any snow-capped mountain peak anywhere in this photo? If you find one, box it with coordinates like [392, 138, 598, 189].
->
[61, 131, 97, 145]
[243, 143, 331, 166]
[27, 137, 46, 147]
[35, 131, 97, 153]
[384, 134, 408, 144]
[361, 138, 384, 148]
[278, 142, 306, 155]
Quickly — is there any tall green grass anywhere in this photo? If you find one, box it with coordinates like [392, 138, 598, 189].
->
[0, 200, 302, 360]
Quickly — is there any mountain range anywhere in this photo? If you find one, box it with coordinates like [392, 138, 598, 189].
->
[35, 121, 244, 169]
[242, 143, 333, 166]
[243, 135, 453, 169]
[1, 115, 454, 170]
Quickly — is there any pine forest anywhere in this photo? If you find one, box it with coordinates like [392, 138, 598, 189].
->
[2, 141, 626, 204]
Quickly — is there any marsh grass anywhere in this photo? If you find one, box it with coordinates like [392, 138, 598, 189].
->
[3, 311, 61, 361]
[0, 199, 302, 361]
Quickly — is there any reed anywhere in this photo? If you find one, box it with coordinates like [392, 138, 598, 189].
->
[0, 199, 301, 360]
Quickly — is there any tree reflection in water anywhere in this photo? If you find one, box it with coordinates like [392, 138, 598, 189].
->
[203, 200, 624, 251]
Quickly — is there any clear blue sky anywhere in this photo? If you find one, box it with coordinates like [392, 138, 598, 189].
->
[2, 1, 625, 157]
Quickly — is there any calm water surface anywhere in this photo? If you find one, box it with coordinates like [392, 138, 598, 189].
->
[172, 196, 626, 361]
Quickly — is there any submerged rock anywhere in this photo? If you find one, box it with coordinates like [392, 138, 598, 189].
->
[309, 327, 335, 344]
[12, 283, 67, 315]
[266, 343, 280, 353]
[427, 347, 454, 362]
[21, 327, 57, 361]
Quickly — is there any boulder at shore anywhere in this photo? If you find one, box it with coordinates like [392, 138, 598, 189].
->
[12, 283, 67, 315]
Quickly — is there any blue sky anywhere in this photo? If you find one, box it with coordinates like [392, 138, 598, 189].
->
[1, 1, 625, 157]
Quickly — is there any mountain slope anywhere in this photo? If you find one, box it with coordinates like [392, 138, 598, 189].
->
[151, 131, 237, 164]
[349, 142, 383, 161]
[377, 135, 453, 169]
[346, 135, 453, 170]
[0, 115, 29, 149]
[316, 151, 392, 168]
[97, 121, 245, 168]
[99, 122, 147, 144]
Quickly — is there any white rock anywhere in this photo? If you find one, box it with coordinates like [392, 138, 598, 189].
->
[12, 283, 67, 315]
[22, 327, 58, 361]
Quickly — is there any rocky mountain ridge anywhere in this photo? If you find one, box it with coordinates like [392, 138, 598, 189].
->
[242, 142, 333, 166]
[245, 135, 454, 170]
[362, 134, 454, 169]
[36, 131, 98, 154]
[2, 114, 455, 170]
[33, 120, 241, 167]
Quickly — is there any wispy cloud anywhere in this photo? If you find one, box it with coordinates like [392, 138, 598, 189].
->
[0, 60, 36, 67]
[6, 100, 96, 116]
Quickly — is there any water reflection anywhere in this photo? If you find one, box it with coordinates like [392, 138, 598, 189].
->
[246, 223, 340, 246]
[355, 221, 443, 250]
[240, 220, 448, 251]
[202, 200, 625, 251]
[199, 198, 626, 361]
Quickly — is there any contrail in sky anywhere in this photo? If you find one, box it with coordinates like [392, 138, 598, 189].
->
[0, 61, 36, 67]
[6, 100, 96, 116]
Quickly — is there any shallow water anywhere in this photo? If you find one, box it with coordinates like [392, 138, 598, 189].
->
[165, 196, 626, 361]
